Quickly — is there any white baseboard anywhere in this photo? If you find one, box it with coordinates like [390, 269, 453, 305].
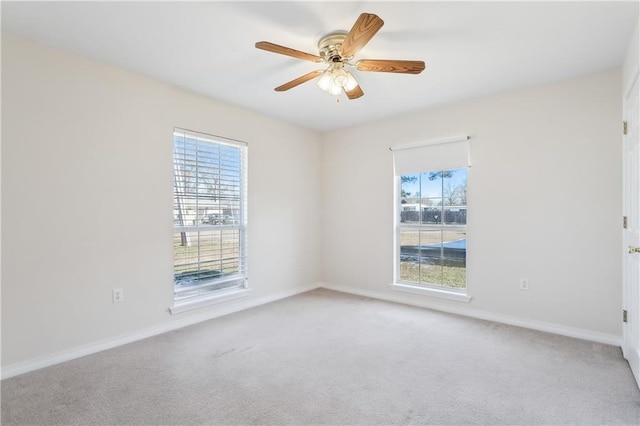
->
[318, 282, 622, 347]
[1, 283, 320, 380]
[3, 281, 621, 379]
[622, 345, 640, 387]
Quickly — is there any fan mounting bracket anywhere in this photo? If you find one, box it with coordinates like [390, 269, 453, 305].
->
[318, 32, 351, 62]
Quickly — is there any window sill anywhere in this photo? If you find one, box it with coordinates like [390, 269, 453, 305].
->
[170, 287, 253, 315]
[390, 282, 472, 303]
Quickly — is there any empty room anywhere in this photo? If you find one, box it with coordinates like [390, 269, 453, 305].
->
[2, 1, 640, 425]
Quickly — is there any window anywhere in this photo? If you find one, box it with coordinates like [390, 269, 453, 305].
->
[392, 136, 470, 300]
[172, 128, 247, 308]
[398, 169, 467, 289]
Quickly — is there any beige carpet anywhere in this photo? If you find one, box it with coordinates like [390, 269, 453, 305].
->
[2, 288, 639, 425]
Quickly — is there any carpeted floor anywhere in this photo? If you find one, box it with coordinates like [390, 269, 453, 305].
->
[2, 288, 639, 425]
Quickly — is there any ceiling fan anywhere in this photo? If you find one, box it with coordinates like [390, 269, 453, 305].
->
[255, 13, 426, 100]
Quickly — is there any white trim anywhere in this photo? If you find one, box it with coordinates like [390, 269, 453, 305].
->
[3, 281, 621, 380]
[624, 68, 639, 100]
[390, 135, 469, 152]
[318, 282, 621, 347]
[622, 345, 639, 388]
[170, 287, 253, 314]
[391, 282, 471, 303]
[173, 127, 247, 147]
[1, 283, 320, 380]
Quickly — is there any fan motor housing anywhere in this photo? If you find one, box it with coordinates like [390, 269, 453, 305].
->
[318, 32, 349, 62]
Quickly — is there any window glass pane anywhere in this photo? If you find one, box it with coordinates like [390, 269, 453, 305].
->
[442, 230, 466, 289]
[399, 228, 420, 253]
[419, 256, 443, 286]
[442, 168, 467, 205]
[419, 228, 442, 247]
[443, 207, 466, 225]
[419, 229, 442, 286]
[442, 168, 466, 225]
[401, 174, 419, 201]
[422, 202, 442, 224]
[420, 172, 442, 198]
[400, 206, 420, 223]
[399, 227, 420, 281]
[400, 174, 420, 223]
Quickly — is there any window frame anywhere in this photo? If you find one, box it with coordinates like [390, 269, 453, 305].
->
[395, 169, 468, 290]
[170, 128, 250, 313]
[391, 136, 472, 303]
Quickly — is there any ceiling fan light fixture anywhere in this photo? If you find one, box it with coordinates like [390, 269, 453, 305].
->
[343, 71, 358, 91]
[327, 80, 343, 96]
[317, 64, 357, 96]
[317, 69, 341, 95]
[333, 69, 348, 87]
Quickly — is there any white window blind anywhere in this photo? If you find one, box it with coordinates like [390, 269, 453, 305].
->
[392, 136, 470, 176]
[172, 128, 248, 304]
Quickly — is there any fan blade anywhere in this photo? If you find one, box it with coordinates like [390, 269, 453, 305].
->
[256, 41, 323, 62]
[275, 70, 323, 91]
[356, 59, 425, 74]
[341, 13, 384, 58]
[344, 84, 364, 100]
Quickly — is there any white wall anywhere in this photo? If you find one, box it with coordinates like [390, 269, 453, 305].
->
[0, 32, 627, 373]
[1, 35, 322, 369]
[322, 69, 623, 338]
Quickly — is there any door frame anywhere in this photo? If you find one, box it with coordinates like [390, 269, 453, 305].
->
[622, 70, 640, 388]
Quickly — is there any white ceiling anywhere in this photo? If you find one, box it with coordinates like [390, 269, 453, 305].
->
[2, 1, 638, 132]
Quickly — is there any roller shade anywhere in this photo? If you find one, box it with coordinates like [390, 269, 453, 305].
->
[392, 136, 470, 175]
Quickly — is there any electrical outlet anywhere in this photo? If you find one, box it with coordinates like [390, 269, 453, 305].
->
[113, 288, 123, 303]
[519, 278, 529, 291]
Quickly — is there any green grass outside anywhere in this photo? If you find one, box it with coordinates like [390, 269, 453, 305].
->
[400, 261, 466, 289]
[174, 231, 240, 278]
